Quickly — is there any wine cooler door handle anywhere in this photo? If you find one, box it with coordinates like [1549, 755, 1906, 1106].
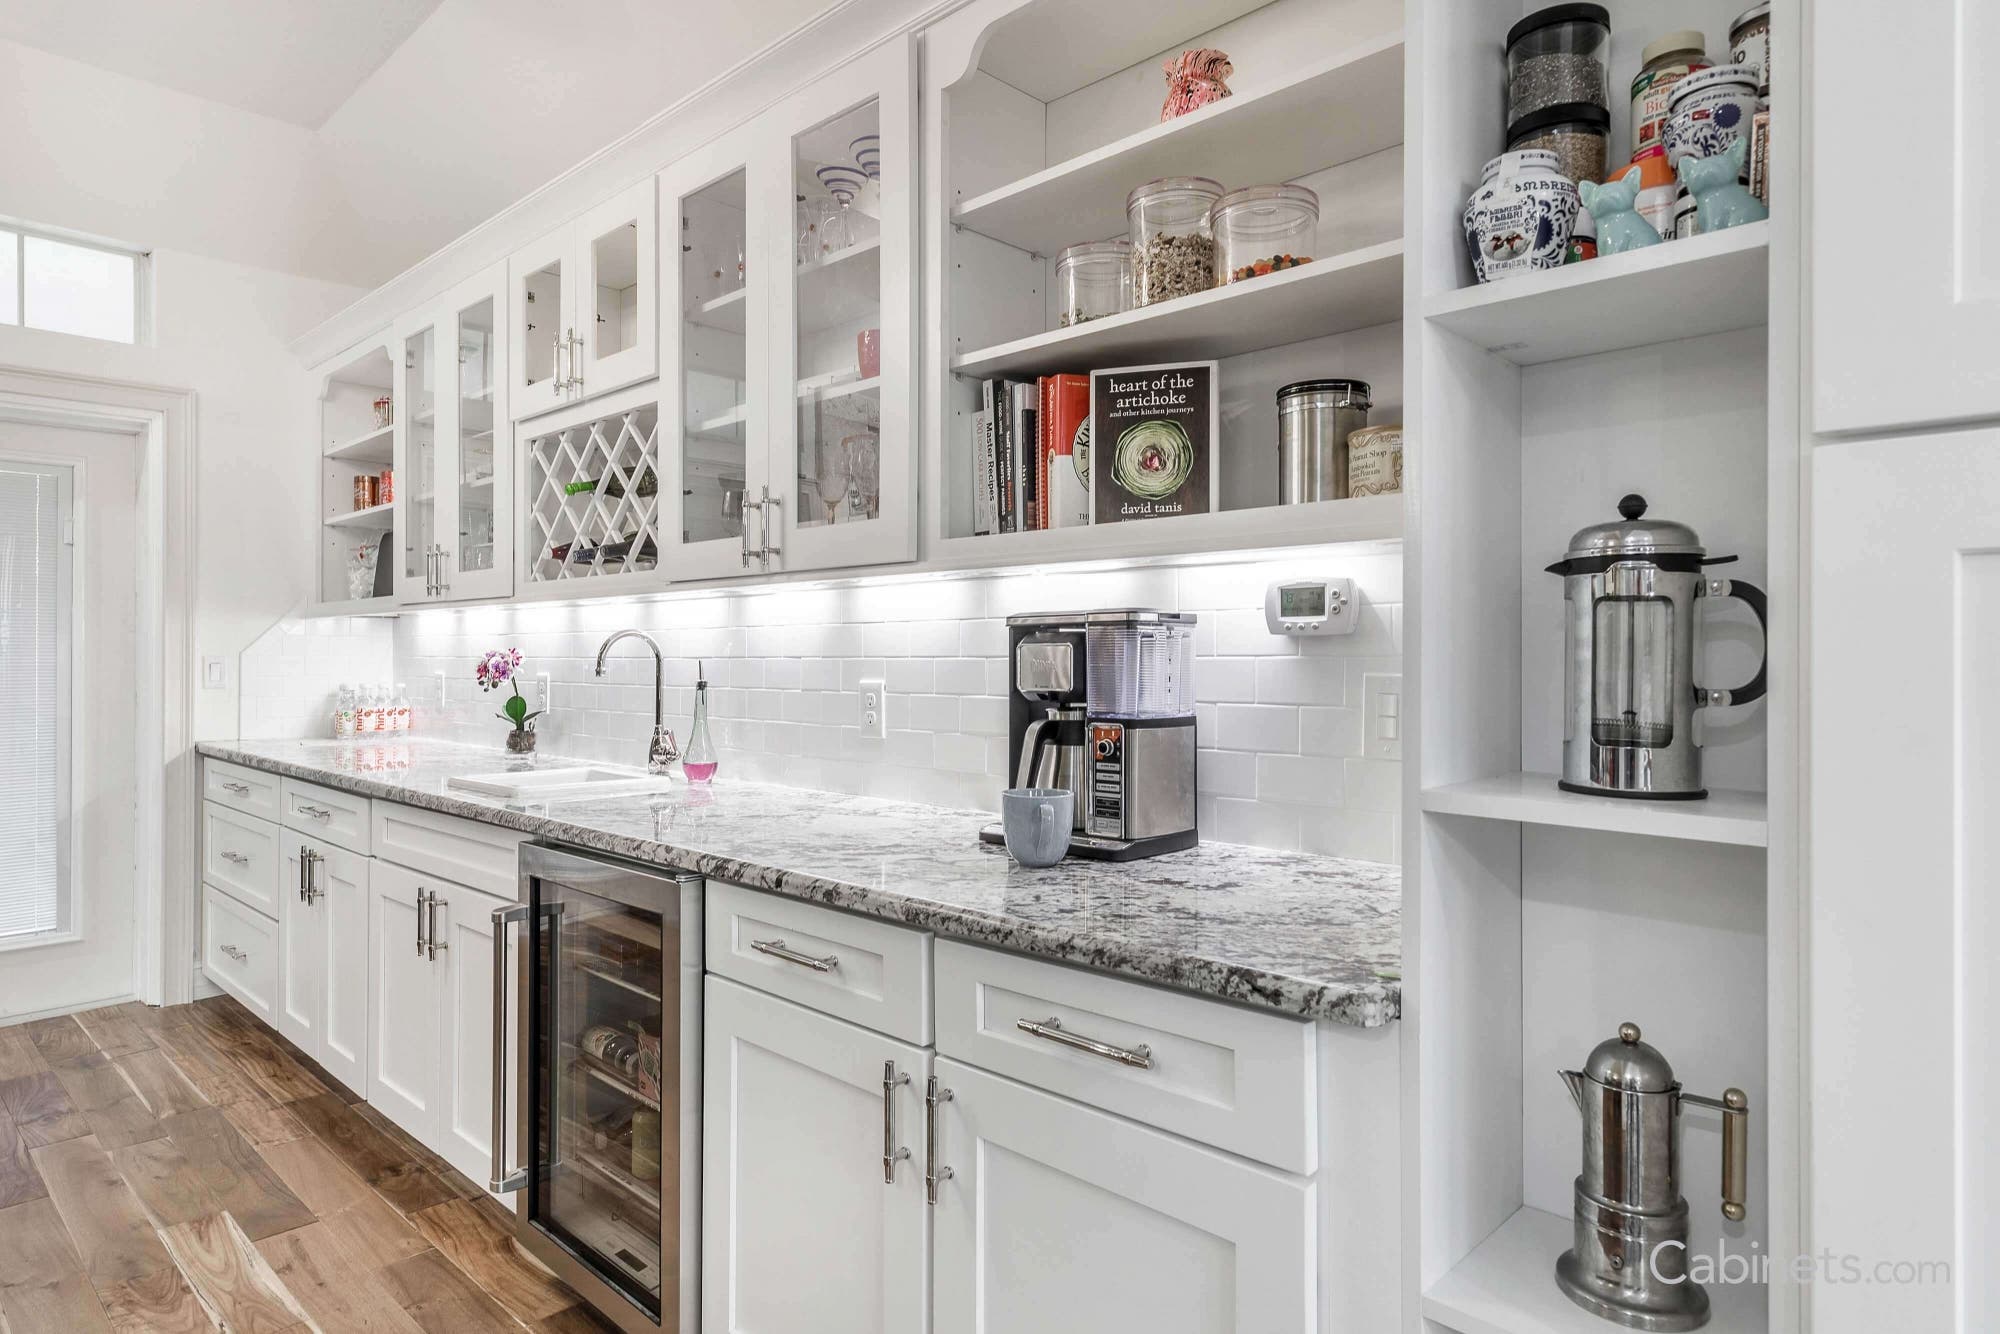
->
[490, 903, 530, 1194]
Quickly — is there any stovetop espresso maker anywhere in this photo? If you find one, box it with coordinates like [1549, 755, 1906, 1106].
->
[1556, 1024, 1750, 1331]
[1545, 495, 1768, 799]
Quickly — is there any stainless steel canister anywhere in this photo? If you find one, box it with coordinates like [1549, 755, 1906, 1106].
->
[1276, 379, 1370, 503]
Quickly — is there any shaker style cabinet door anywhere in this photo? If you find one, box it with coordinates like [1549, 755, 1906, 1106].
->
[703, 976, 930, 1334]
[571, 178, 658, 404]
[277, 841, 324, 1058]
[1809, 432, 2000, 1332]
[1813, 0, 2000, 431]
[315, 838, 371, 1094]
[433, 880, 513, 1189]
[509, 225, 574, 421]
[367, 860, 443, 1144]
[929, 1058, 1315, 1334]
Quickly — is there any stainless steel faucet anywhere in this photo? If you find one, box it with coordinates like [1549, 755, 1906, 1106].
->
[595, 629, 680, 775]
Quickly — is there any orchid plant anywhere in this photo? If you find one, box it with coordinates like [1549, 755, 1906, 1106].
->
[476, 648, 543, 735]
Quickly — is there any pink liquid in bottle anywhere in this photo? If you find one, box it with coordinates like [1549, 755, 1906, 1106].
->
[683, 760, 718, 784]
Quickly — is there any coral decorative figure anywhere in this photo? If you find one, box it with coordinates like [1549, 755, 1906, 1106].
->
[1161, 48, 1233, 120]
[1578, 165, 1663, 255]
[1676, 139, 1768, 234]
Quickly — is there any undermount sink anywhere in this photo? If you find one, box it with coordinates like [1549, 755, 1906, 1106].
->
[447, 767, 671, 799]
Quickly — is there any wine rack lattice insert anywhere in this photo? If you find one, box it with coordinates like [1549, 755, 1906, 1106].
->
[526, 403, 662, 583]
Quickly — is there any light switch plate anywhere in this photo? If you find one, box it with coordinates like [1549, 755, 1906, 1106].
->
[536, 673, 552, 712]
[201, 656, 227, 690]
[1363, 673, 1403, 760]
[859, 676, 886, 739]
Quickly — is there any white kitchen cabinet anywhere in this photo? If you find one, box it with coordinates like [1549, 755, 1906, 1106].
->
[508, 178, 658, 421]
[395, 262, 513, 604]
[703, 975, 930, 1334]
[367, 859, 443, 1139]
[930, 1057, 1315, 1334]
[434, 877, 513, 1185]
[309, 329, 398, 612]
[658, 36, 917, 580]
[1813, 3, 2000, 432]
[277, 834, 370, 1092]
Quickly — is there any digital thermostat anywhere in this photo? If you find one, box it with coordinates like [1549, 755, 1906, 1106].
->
[1265, 577, 1357, 636]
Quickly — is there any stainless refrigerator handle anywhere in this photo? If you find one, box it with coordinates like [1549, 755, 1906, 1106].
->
[925, 1076, 953, 1205]
[426, 892, 448, 960]
[750, 937, 838, 972]
[490, 903, 530, 1193]
[1016, 1016, 1154, 1069]
[882, 1061, 910, 1184]
[416, 887, 429, 955]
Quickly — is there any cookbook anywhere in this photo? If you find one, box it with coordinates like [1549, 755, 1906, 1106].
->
[1089, 361, 1217, 523]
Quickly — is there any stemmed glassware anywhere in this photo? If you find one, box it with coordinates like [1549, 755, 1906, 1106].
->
[813, 436, 851, 525]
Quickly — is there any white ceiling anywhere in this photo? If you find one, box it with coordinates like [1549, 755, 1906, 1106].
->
[0, 0, 444, 129]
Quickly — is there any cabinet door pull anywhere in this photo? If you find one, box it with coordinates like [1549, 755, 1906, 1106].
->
[304, 850, 322, 905]
[220, 944, 247, 962]
[416, 888, 430, 956]
[566, 330, 584, 394]
[925, 1076, 953, 1205]
[435, 547, 450, 596]
[220, 780, 251, 795]
[882, 1061, 911, 1184]
[298, 804, 332, 821]
[298, 845, 309, 902]
[219, 850, 249, 867]
[490, 904, 530, 1193]
[1015, 1016, 1154, 1069]
[426, 892, 448, 961]
[759, 487, 781, 565]
[749, 937, 837, 972]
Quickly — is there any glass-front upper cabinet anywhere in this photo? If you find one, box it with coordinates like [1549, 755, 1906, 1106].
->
[660, 124, 764, 580]
[507, 180, 658, 423]
[398, 262, 513, 604]
[312, 331, 398, 610]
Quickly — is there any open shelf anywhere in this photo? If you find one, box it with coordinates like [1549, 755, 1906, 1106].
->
[690, 285, 747, 335]
[325, 501, 396, 530]
[938, 493, 1401, 566]
[325, 424, 394, 464]
[1424, 223, 1770, 366]
[952, 240, 1402, 380]
[1423, 1207, 1767, 1334]
[1422, 773, 1768, 848]
[953, 33, 1404, 257]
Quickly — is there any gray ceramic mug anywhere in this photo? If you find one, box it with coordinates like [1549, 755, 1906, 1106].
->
[1001, 787, 1073, 867]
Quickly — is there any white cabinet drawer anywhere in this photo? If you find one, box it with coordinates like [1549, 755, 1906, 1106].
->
[203, 802, 283, 916]
[371, 801, 526, 898]
[934, 940, 1317, 1174]
[706, 881, 932, 1045]
[281, 778, 371, 853]
[203, 883, 277, 1024]
[204, 758, 281, 820]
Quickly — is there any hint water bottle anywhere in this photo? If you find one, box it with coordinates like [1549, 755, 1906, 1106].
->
[682, 660, 718, 783]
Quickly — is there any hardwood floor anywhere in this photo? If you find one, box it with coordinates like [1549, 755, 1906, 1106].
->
[0, 998, 616, 1333]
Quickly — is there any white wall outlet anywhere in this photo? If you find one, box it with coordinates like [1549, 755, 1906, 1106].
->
[859, 676, 887, 739]
[536, 672, 552, 712]
[201, 656, 227, 689]
[1363, 673, 1403, 760]
[435, 670, 447, 710]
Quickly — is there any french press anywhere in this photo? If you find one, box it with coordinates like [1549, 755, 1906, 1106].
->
[1545, 495, 1768, 799]
[1556, 1024, 1749, 1331]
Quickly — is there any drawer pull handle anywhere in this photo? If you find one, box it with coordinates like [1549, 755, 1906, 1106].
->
[221, 780, 251, 795]
[298, 804, 333, 820]
[925, 1076, 953, 1206]
[220, 944, 248, 962]
[882, 1061, 910, 1184]
[219, 851, 250, 866]
[750, 938, 838, 972]
[1016, 1016, 1154, 1070]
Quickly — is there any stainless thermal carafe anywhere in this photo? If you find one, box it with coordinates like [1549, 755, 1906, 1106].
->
[1016, 704, 1088, 832]
[1556, 1023, 1750, 1331]
[1276, 378, 1369, 503]
[1545, 495, 1768, 799]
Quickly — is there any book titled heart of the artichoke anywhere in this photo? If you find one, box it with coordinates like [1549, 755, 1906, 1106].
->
[1089, 360, 1218, 523]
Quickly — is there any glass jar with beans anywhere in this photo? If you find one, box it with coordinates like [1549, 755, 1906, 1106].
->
[1212, 184, 1318, 286]
[1127, 176, 1223, 306]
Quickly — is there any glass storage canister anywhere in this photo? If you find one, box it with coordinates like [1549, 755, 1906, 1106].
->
[1505, 103, 1610, 185]
[1730, 2, 1771, 103]
[1630, 30, 1710, 158]
[1212, 184, 1318, 285]
[1506, 3, 1611, 128]
[1055, 240, 1132, 327]
[1276, 379, 1370, 504]
[1128, 176, 1222, 307]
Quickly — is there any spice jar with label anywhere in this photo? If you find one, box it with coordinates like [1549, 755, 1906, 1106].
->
[1730, 3, 1771, 106]
[1055, 240, 1131, 327]
[1506, 4, 1611, 128]
[1128, 176, 1222, 307]
[1665, 64, 1760, 174]
[1505, 103, 1609, 185]
[1212, 184, 1318, 285]
[1630, 31, 1710, 158]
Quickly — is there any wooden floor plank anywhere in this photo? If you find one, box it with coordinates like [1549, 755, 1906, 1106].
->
[23, 1016, 97, 1066]
[258, 1221, 427, 1333]
[379, 1247, 526, 1334]
[0, 1271, 116, 1333]
[0, 1107, 47, 1209]
[218, 1031, 329, 1105]
[0, 1195, 85, 1286]
[28, 1136, 174, 1286]
[51, 1052, 167, 1151]
[221, 1096, 311, 1147]
[151, 1025, 263, 1107]
[287, 1094, 457, 1217]
[73, 1008, 157, 1060]
[255, 1134, 375, 1216]
[159, 1212, 312, 1334]
[315, 1190, 434, 1271]
[108, 1137, 222, 1230]
[0, 1026, 47, 1080]
[161, 1107, 314, 1242]
[536, 1304, 621, 1333]
[410, 1197, 573, 1323]
[0, 1069, 91, 1147]
[352, 1103, 478, 1199]
[94, 1266, 216, 1334]
[114, 1049, 210, 1120]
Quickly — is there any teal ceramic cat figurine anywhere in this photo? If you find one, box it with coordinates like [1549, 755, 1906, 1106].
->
[1677, 138, 1768, 233]
[1578, 165, 1661, 255]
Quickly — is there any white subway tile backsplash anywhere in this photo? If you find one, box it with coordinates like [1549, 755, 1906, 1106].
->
[1257, 753, 1348, 807]
[1215, 703, 1302, 754]
[908, 693, 960, 732]
[1300, 706, 1364, 757]
[935, 658, 986, 695]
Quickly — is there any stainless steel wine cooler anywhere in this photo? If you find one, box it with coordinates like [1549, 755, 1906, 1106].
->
[493, 844, 702, 1332]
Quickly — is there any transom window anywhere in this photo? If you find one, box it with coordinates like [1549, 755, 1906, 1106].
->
[0, 224, 144, 345]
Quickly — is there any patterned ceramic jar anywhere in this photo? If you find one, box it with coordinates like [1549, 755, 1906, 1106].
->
[1664, 64, 1759, 172]
[1463, 150, 1580, 283]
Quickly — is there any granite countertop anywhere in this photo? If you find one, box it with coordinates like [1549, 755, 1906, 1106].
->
[196, 738, 1401, 1027]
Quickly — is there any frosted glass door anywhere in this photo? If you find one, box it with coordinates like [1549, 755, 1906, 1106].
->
[766, 37, 916, 574]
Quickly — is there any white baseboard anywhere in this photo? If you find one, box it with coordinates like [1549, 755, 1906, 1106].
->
[0, 992, 142, 1028]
